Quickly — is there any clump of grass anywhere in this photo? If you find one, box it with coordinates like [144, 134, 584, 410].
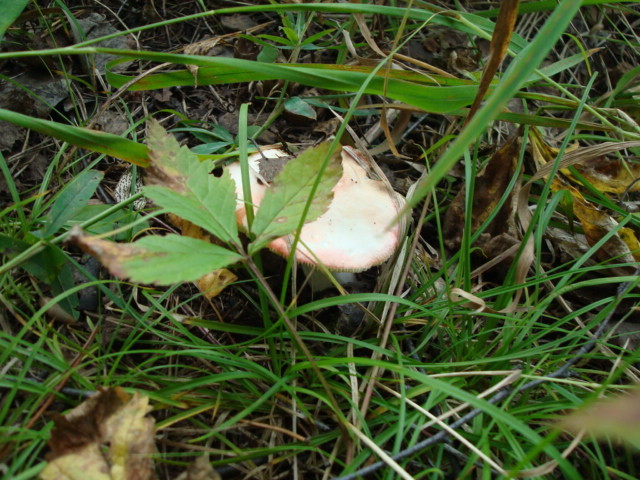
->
[2, 1, 640, 479]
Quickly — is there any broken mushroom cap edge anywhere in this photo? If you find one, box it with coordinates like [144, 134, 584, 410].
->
[226, 146, 406, 272]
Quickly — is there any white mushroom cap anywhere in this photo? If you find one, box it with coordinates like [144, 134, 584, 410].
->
[226, 148, 290, 229]
[227, 146, 405, 272]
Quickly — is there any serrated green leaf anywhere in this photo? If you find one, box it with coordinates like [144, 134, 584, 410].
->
[250, 142, 342, 253]
[146, 119, 186, 188]
[72, 231, 243, 285]
[145, 120, 239, 245]
[144, 181, 237, 244]
[43, 170, 104, 237]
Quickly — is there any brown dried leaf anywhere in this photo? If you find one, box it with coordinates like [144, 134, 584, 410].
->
[184, 37, 224, 82]
[41, 387, 155, 480]
[466, 0, 520, 123]
[444, 131, 522, 257]
[220, 14, 257, 32]
[184, 37, 223, 57]
[559, 388, 640, 447]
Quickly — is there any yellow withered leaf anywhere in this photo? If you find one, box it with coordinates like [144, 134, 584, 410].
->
[529, 130, 640, 275]
[41, 388, 155, 480]
[197, 269, 237, 300]
[573, 156, 640, 194]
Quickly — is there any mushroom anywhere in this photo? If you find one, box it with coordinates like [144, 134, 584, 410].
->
[228, 147, 293, 230]
[227, 145, 405, 273]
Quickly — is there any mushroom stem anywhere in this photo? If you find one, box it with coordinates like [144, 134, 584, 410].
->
[302, 264, 359, 294]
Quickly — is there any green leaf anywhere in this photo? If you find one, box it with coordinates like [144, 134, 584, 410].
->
[0, 233, 80, 319]
[301, 28, 335, 47]
[0, 235, 67, 284]
[257, 45, 278, 63]
[284, 96, 317, 120]
[0, 0, 29, 41]
[71, 231, 243, 285]
[190, 142, 231, 155]
[69, 204, 147, 239]
[50, 261, 80, 321]
[250, 142, 342, 253]
[42, 170, 104, 237]
[145, 120, 239, 245]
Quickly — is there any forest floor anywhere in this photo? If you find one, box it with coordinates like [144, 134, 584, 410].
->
[2, 1, 640, 479]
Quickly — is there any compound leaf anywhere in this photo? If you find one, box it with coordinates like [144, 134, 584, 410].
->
[145, 120, 239, 245]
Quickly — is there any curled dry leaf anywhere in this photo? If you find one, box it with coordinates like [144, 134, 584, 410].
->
[444, 131, 522, 260]
[40, 387, 155, 480]
[528, 138, 640, 191]
[465, 0, 520, 124]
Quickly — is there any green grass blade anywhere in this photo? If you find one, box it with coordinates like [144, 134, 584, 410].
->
[0, 108, 149, 166]
[105, 53, 478, 114]
[404, 0, 583, 211]
[64, 3, 527, 53]
[0, 0, 29, 40]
